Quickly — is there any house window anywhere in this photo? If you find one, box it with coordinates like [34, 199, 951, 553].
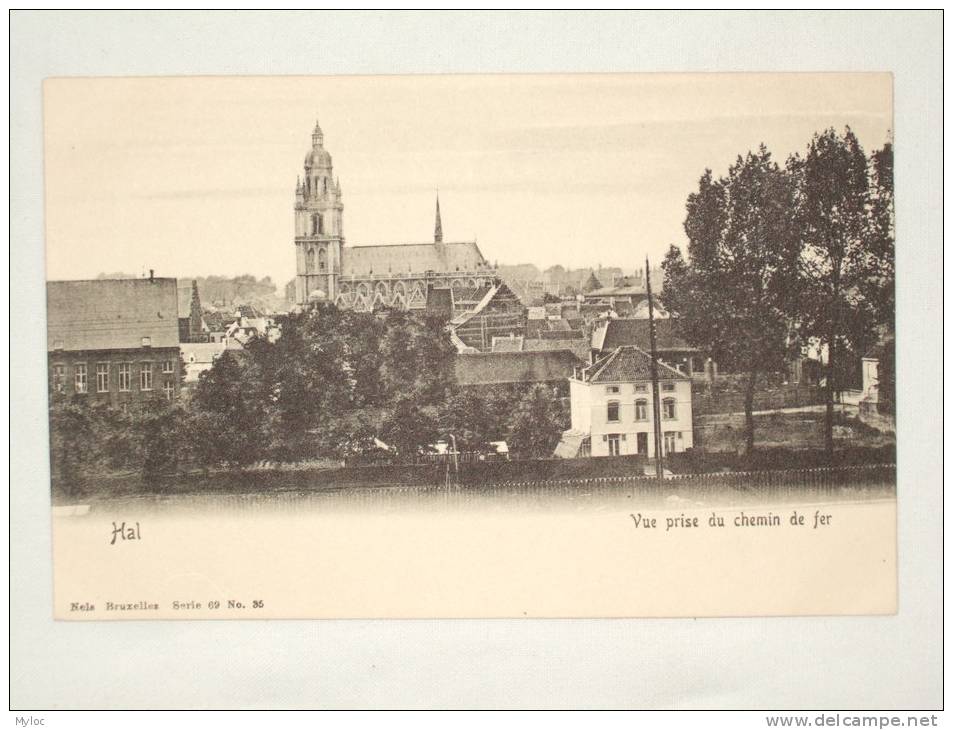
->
[662, 382, 675, 391]
[52, 364, 66, 393]
[162, 360, 174, 374]
[318, 247, 327, 272]
[74, 363, 88, 394]
[96, 363, 109, 392]
[634, 384, 647, 393]
[664, 431, 678, 454]
[635, 399, 648, 421]
[163, 380, 175, 401]
[118, 363, 132, 392]
[607, 434, 621, 456]
[607, 400, 620, 422]
[140, 362, 153, 391]
[663, 397, 676, 420]
[606, 385, 620, 394]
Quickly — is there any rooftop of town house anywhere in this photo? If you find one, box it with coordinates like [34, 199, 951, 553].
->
[47, 277, 180, 352]
[591, 317, 698, 353]
[576, 346, 688, 384]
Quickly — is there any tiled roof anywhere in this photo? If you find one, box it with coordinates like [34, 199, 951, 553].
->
[453, 286, 492, 306]
[180, 342, 225, 364]
[341, 241, 488, 277]
[585, 285, 646, 298]
[592, 318, 697, 352]
[47, 278, 180, 351]
[425, 287, 453, 318]
[581, 346, 686, 383]
[203, 311, 232, 332]
[522, 338, 590, 361]
[450, 281, 523, 327]
[525, 317, 577, 338]
[491, 336, 524, 353]
[455, 350, 582, 386]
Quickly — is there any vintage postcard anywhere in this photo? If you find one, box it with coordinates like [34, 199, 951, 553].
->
[45, 73, 896, 619]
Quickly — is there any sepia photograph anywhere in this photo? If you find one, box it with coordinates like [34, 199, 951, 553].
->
[11, 8, 943, 717]
[42, 72, 898, 620]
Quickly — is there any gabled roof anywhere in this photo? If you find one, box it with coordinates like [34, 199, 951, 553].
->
[180, 342, 226, 364]
[455, 350, 582, 386]
[522, 338, 590, 361]
[582, 271, 603, 292]
[591, 318, 697, 353]
[580, 346, 687, 383]
[584, 285, 646, 298]
[341, 241, 488, 277]
[425, 287, 453, 318]
[47, 278, 180, 351]
[449, 281, 523, 327]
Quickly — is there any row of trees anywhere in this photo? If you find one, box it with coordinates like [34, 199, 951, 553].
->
[50, 305, 569, 493]
[661, 127, 894, 457]
[190, 304, 568, 467]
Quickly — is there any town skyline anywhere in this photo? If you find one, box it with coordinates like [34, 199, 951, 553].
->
[44, 74, 892, 286]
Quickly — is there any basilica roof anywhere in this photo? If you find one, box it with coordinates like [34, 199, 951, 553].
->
[340, 241, 488, 277]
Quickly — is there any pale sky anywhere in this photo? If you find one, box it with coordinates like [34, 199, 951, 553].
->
[44, 73, 892, 285]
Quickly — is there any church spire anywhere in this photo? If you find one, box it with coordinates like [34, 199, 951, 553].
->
[312, 118, 324, 147]
[434, 192, 443, 244]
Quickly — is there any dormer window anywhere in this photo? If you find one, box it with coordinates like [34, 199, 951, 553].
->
[52, 338, 64, 351]
[141, 337, 151, 348]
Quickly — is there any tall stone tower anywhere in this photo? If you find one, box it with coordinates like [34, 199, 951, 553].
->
[294, 119, 344, 305]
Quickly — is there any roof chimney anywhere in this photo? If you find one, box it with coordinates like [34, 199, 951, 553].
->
[149, 269, 154, 282]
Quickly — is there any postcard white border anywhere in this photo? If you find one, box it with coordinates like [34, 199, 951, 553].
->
[10, 10, 942, 709]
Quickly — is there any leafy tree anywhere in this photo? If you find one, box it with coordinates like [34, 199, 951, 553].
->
[439, 386, 511, 452]
[48, 393, 97, 497]
[876, 336, 895, 416]
[662, 146, 802, 456]
[866, 141, 895, 326]
[190, 351, 267, 469]
[789, 127, 888, 458]
[193, 302, 459, 464]
[504, 384, 568, 458]
[132, 395, 187, 482]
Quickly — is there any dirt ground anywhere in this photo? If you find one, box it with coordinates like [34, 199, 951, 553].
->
[695, 408, 895, 453]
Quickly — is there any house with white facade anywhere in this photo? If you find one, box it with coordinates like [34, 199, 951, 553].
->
[560, 346, 693, 459]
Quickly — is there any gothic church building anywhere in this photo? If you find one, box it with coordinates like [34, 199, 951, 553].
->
[294, 120, 496, 310]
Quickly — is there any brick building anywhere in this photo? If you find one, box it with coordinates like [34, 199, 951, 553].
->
[47, 277, 183, 408]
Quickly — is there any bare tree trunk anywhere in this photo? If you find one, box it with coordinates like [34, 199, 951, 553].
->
[825, 271, 842, 464]
[744, 369, 759, 457]
[825, 333, 836, 462]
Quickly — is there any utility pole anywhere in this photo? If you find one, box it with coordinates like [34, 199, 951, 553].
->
[646, 256, 664, 480]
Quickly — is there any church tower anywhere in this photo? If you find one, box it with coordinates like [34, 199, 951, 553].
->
[294, 119, 344, 305]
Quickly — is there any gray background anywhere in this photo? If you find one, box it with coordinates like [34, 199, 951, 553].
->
[10, 10, 942, 709]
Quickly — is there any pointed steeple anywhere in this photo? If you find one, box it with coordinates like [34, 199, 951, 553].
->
[434, 192, 443, 244]
[188, 279, 204, 343]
